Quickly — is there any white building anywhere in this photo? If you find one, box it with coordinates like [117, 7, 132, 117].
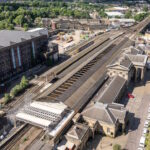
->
[106, 12, 124, 18]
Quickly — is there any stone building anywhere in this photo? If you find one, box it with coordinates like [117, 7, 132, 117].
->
[107, 46, 148, 83]
[82, 102, 128, 138]
[107, 55, 134, 84]
[57, 123, 90, 150]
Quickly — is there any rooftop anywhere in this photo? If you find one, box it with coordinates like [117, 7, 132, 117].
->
[106, 12, 124, 17]
[82, 102, 127, 125]
[66, 123, 89, 140]
[127, 54, 148, 66]
[0, 30, 46, 48]
[96, 76, 126, 104]
[107, 54, 132, 70]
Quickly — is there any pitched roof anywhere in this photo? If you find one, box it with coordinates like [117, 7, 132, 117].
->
[82, 102, 117, 125]
[107, 54, 132, 70]
[124, 46, 144, 55]
[66, 123, 89, 140]
[82, 102, 127, 125]
[0, 30, 44, 48]
[96, 76, 126, 104]
[127, 54, 148, 66]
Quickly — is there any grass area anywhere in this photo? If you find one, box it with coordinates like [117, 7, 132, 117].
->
[145, 125, 150, 150]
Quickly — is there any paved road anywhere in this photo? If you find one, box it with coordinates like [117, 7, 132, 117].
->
[125, 71, 150, 150]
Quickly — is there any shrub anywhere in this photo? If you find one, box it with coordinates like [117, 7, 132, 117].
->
[113, 144, 121, 150]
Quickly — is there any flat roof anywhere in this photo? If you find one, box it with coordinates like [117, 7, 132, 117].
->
[106, 12, 124, 17]
[16, 112, 51, 127]
[30, 101, 67, 115]
[0, 30, 45, 48]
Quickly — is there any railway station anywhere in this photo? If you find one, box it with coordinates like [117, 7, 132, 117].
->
[1, 11, 150, 150]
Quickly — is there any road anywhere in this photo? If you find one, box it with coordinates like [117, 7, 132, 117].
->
[125, 71, 150, 150]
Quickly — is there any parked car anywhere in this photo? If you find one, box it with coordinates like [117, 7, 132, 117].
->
[139, 136, 146, 148]
[144, 120, 149, 127]
[147, 114, 150, 120]
[143, 128, 148, 136]
[148, 107, 150, 113]
[137, 148, 144, 150]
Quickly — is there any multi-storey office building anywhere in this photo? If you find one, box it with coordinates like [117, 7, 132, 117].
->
[0, 30, 48, 83]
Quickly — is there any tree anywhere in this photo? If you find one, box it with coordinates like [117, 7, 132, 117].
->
[143, 5, 148, 12]
[113, 144, 121, 150]
[125, 10, 132, 19]
[20, 76, 29, 89]
[4, 93, 11, 104]
[10, 85, 21, 98]
[23, 23, 29, 31]
[14, 15, 24, 26]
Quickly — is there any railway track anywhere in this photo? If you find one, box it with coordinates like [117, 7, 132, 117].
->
[2, 19, 150, 150]
[0, 124, 32, 150]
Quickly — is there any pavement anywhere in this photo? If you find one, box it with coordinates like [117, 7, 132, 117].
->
[86, 70, 150, 150]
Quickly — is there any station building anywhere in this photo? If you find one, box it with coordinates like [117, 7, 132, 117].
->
[107, 46, 148, 83]
[81, 102, 128, 138]
[0, 30, 59, 83]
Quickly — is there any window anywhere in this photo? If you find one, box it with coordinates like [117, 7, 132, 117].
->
[107, 128, 110, 133]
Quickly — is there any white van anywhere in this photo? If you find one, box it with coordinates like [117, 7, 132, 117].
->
[139, 136, 146, 148]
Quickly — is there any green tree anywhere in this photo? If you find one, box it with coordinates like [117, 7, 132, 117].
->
[10, 85, 21, 98]
[14, 15, 24, 26]
[4, 93, 11, 104]
[125, 10, 132, 18]
[113, 144, 121, 150]
[143, 5, 148, 12]
[20, 76, 29, 89]
[23, 23, 29, 31]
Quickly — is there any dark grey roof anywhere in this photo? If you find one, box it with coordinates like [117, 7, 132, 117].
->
[108, 54, 132, 70]
[108, 103, 127, 124]
[82, 102, 116, 125]
[82, 102, 127, 125]
[0, 30, 43, 48]
[97, 76, 126, 104]
[127, 54, 148, 66]
[125, 46, 144, 55]
[120, 55, 132, 69]
[66, 123, 89, 140]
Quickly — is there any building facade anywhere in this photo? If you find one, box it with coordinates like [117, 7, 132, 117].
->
[0, 30, 48, 83]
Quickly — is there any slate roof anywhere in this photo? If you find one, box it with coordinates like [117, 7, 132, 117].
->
[127, 54, 148, 66]
[0, 30, 44, 48]
[66, 123, 89, 140]
[107, 54, 132, 70]
[124, 46, 144, 55]
[96, 76, 126, 104]
[82, 102, 127, 125]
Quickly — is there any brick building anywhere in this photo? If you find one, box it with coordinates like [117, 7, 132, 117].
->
[0, 30, 48, 83]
